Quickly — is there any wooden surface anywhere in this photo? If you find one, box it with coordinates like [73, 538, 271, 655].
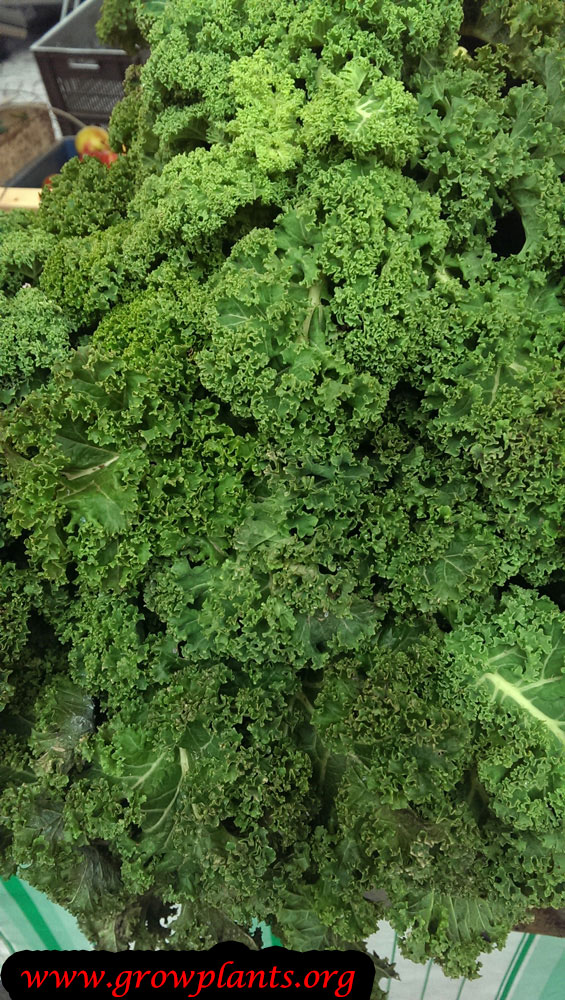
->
[515, 908, 565, 938]
[0, 186, 41, 210]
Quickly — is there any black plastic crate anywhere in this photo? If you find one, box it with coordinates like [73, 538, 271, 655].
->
[30, 0, 143, 135]
[7, 137, 76, 186]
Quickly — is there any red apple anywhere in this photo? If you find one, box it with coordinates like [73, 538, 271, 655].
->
[75, 126, 110, 156]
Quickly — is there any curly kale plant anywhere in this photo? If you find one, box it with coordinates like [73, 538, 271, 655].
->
[1, 0, 565, 990]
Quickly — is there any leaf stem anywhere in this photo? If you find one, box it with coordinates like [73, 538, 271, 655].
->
[295, 690, 315, 715]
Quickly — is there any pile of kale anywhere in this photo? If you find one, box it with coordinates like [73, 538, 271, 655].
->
[1, 0, 564, 989]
